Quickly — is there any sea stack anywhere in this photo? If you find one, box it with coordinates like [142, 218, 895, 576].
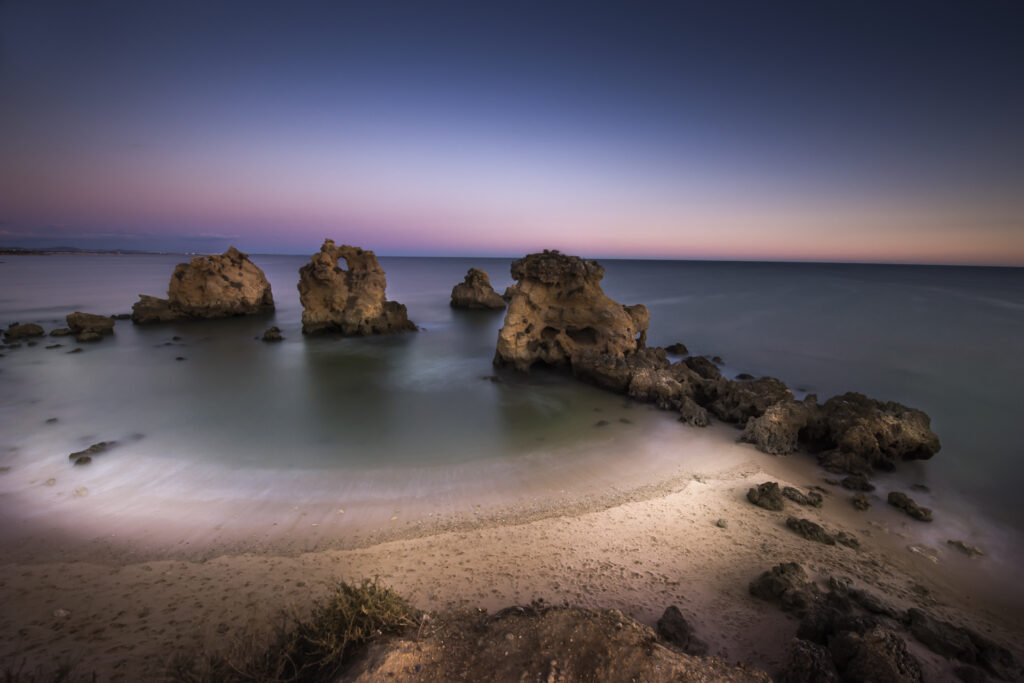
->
[297, 239, 416, 335]
[130, 247, 274, 323]
[494, 250, 649, 372]
[450, 268, 505, 309]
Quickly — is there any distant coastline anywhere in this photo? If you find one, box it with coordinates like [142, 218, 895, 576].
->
[0, 246, 177, 256]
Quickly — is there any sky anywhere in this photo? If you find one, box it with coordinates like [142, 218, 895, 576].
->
[1, 1, 1022, 264]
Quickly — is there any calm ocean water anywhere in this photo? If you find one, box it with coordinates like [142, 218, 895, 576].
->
[1, 254, 1022, 532]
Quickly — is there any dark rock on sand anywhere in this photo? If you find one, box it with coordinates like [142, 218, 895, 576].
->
[841, 474, 876, 492]
[261, 326, 283, 342]
[749, 562, 820, 615]
[776, 638, 840, 683]
[4, 323, 44, 342]
[851, 493, 872, 511]
[887, 492, 933, 522]
[49, 327, 72, 336]
[830, 627, 924, 682]
[787, 517, 836, 545]
[68, 441, 117, 465]
[450, 268, 506, 309]
[656, 606, 709, 655]
[493, 251, 648, 372]
[679, 397, 710, 427]
[132, 246, 275, 324]
[947, 540, 983, 557]
[665, 342, 689, 355]
[782, 486, 824, 507]
[747, 482, 785, 511]
[298, 240, 415, 335]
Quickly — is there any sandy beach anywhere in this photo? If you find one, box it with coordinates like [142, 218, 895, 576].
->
[2, 422, 1020, 681]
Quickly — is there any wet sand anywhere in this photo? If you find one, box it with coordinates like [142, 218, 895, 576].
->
[1, 423, 1022, 681]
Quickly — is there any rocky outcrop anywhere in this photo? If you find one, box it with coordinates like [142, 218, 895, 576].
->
[450, 268, 505, 309]
[131, 247, 274, 323]
[297, 240, 416, 335]
[4, 323, 44, 342]
[67, 312, 115, 342]
[887, 491, 933, 522]
[747, 482, 785, 511]
[740, 398, 815, 455]
[494, 251, 648, 372]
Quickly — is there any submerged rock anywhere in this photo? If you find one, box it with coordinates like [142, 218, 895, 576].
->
[493, 251, 648, 372]
[68, 441, 118, 466]
[747, 482, 785, 511]
[131, 247, 274, 324]
[261, 326, 283, 342]
[656, 606, 708, 655]
[49, 327, 72, 337]
[4, 323, 44, 342]
[887, 492, 933, 522]
[297, 240, 416, 335]
[947, 540, 983, 557]
[450, 268, 505, 309]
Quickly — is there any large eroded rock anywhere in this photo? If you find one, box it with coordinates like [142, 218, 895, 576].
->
[451, 268, 505, 309]
[131, 247, 274, 323]
[297, 239, 416, 335]
[494, 250, 648, 372]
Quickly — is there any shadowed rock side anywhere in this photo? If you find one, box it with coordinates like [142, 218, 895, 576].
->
[297, 239, 416, 335]
[130, 247, 274, 323]
[349, 605, 769, 682]
[450, 268, 506, 309]
[493, 250, 649, 372]
[493, 250, 941, 479]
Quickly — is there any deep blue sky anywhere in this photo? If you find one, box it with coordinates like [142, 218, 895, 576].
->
[1, 1, 1022, 262]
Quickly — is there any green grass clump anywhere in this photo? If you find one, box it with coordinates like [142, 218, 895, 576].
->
[170, 578, 418, 683]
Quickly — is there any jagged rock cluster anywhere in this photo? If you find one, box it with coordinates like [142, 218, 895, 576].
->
[492, 250, 940, 479]
[494, 250, 649, 372]
[750, 563, 1020, 682]
[131, 247, 274, 324]
[450, 268, 505, 309]
[297, 239, 415, 335]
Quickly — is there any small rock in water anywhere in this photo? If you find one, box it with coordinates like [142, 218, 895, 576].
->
[73, 487, 88, 497]
[735, 373, 755, 380]
[711, 355, 723, 364]
[45, 417, 59, 424]
[747, 481, 785, 511]
[947, 540, 983, 557]
[73, 456, 92, 466]
[45, 478, 56, 486]
[75, 331, 103, 343]
[851, 493, 871, 511]
[841, 474, 875, 492]
[49, 327, 72, 337]
[618, 417, 632, 424]
[172, 336, 182, 341]
[45, 343, 62, 349]
[68, 441, 118, 465]
[67, 347, 83, 354]
[261, 326, 283, 342]
[888, 491, 933, 522]
[175, 356, 186, 361]
[594, 420, 609, 427]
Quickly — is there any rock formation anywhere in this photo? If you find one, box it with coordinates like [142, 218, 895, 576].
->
[3, 323, 44, 342]
[297, 239, 416, 335]
[450, 268, 505, 309]
[66, 312, 115, 342]
[494, 250, 649, 372]
[131, 247, 274, 324]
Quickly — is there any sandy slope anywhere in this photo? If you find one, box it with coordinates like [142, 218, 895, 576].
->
[1, 429, 1021, 681]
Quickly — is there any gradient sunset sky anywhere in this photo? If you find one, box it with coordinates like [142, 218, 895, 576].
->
[1, 1, 1022, 263]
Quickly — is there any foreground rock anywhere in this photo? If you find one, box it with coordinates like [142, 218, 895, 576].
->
[747, 482, 785, 511]
[656, 606, 709, 656]
[3, 323, 44, 342]
[352, 605, 768, 682]
[888, 492, 933, 522]
[67, 312, 115, 342]
[131, 247, 274, 324]
[494, 250, 648, 372]
[450, 268, 505, 309]
[297, 240, 416, 335]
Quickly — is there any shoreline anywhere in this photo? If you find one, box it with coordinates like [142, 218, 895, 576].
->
[2, 426, 1022, 681]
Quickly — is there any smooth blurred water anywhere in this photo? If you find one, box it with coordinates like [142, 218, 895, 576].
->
[0, 254, 1022, 528]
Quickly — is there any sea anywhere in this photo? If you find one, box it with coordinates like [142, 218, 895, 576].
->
[0, 253, 1021, 554]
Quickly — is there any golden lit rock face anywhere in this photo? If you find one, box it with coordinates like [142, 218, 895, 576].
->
[168, 246, 274, 317]
[494, 250, 648, 372]
[297, 239, 416, 335]
[131, 246, 274, 323]
[450, 268, 505, 309]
